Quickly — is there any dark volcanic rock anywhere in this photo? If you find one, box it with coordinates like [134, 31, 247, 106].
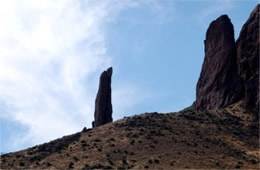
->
[195, 15, 242, 110]
[195, 4, 259, 113]
[236, 4, 259, 112]
[92, 67, 113, 127]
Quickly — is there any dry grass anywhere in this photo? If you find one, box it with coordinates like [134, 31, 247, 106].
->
[0, 102, 259, 169]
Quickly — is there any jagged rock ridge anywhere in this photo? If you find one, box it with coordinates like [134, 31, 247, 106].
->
[92, 67, 113, 127]
[195, 4, 259, 113]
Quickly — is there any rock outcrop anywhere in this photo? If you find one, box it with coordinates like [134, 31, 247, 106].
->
[195, 15, 242, 110]
[236, 4, 259, 112]
[195, 4, 259, 112]
[92, 67, 113, 127]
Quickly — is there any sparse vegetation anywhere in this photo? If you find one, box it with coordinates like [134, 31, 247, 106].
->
[19, 162, 25, 166]
[0, 103, 258, 169]
[68, 162, 74, 168]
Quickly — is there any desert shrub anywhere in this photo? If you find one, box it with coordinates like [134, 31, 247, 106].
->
[153, 140, 158, 144]
[94, 139, 101, 142]
[133, 134, 138, 138]
[149, 145, 155, 149]
[235, 164, 241, 169]
[144, 165, 149, 169]
[250, 159, 257, 164]
[68, 162, 74, 168]
[84, 164, 90, 168]
[15, 155, 21, 158]
[81, 143, 87, 148]
[130, 140, 135, 145]
[145, 135, 152, 140]
[154, 159, 160, 164]
[148, 159, 153, 164]
[122, 156, 127, 164]
[110, 144, 115, 147]
[107, 158, 114, 165]
[80, 140, 86, 143]
[98, 148, 102, 152]
[73, 156, 79, 162]
[19, 162, 25, 166]
[131, 159, 136, 163]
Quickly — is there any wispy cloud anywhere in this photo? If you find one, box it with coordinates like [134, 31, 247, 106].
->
[0, 0, 182, 153]
[0, 0, 138, 152]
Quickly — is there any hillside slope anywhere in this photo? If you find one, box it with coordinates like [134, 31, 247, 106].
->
[0, 102, 259, 169]
[1, 3, 259, 170]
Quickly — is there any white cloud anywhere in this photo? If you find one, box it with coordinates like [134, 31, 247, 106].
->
[0, 0, 138, 151]
[0, 0, 179, 152]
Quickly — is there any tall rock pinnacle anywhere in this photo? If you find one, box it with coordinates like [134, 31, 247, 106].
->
[195, 4, 259, 113]
[92, 67, 113, 127]
[195, 15, 242, 110]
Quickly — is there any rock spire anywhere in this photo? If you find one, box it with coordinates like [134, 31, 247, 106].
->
[92, 67, 113, 127]
[195, 4, 259, 113]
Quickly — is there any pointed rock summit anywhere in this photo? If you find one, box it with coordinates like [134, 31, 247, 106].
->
[195, 15, 242, 110]
[92, 67, 113, 127]
[195, 4, 259, 113]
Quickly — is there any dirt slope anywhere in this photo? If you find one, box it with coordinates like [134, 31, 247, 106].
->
[1, 102, 259, 169]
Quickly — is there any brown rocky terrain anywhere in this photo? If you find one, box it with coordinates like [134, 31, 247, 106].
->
[0, 102, 259, 169]
[0, 3, 259, 170]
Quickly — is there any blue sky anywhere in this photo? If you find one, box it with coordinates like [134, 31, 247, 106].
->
[0, 0, 258, 153]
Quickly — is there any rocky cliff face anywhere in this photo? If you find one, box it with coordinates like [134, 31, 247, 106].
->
[195, 4, 259, 112]
[92, 67, 113, 127]
[195, 15, 242, 110]
[236, 4, 259, 112]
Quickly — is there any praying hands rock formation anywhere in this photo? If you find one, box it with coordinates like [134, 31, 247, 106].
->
[195, 15, 242, 110]
[92, 67, 113, 128]
[195, 4, 259, 113]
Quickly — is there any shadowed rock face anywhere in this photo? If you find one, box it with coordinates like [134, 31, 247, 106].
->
[195, 4, 259, 113]
[236, 4, 259, 112]
[195, 15, 242, 110]
[92, 67, 113, 127]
